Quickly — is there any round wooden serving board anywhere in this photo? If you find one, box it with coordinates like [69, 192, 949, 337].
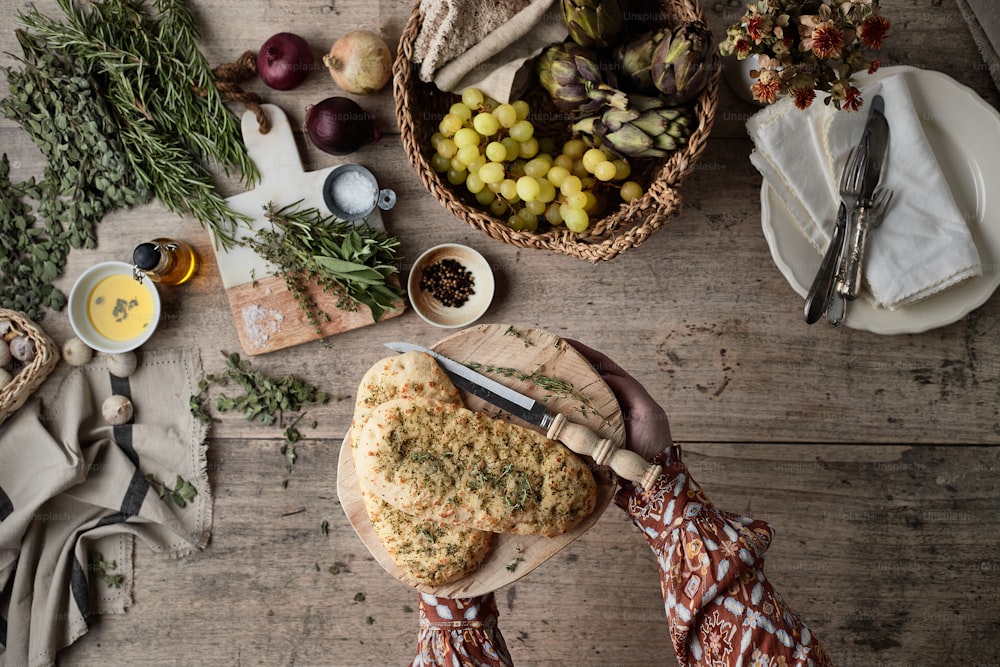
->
[337, 324, 623, 597]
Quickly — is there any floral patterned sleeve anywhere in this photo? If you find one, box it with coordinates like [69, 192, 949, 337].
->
[410, 592, 513, 667]
[616, 445, 833, 667]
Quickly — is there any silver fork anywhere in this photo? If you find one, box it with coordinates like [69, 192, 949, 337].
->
[804, 146, 868, 324]
[827, 187, 893, 326]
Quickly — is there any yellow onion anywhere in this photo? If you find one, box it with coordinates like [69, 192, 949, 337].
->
[322, 30, 392, 95]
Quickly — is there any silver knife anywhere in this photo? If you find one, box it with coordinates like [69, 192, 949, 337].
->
[385, 342, 662, 489]
[836, 94, 890, 300]
[803, 202, 848, 324]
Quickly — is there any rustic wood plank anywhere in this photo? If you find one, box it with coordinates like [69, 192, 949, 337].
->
[3, 0, 1000, 665]
[55, 440, 1000, 665]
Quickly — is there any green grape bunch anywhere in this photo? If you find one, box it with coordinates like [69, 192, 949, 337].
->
[428, 88, 644, 233]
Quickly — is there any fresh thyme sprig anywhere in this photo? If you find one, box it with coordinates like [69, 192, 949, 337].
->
[242, 202, 406, 328]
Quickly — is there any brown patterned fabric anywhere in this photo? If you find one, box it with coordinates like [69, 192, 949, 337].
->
[411, 446, 831, 666]
[410, 592, 513, 666]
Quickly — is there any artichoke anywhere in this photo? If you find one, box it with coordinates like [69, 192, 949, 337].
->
[561, 0, 624, 49]
[613, 28, 671, 92]
[651, 20, 714, 105]
[537, 42, 629, 116]
[572, 95, 693, 159]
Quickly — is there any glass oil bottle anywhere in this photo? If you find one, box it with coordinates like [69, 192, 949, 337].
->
[131, 238, 199, 285]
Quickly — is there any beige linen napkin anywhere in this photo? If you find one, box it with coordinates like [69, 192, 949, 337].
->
[412, 0, 567, 103]
[747, 67, 983, 309]
[0, 348, 210, 667]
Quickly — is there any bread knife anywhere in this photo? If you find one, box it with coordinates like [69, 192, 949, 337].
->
[385, 342, 662, 489]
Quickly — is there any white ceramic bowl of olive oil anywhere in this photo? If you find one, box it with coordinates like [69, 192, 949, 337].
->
[68, 261, 161, 353]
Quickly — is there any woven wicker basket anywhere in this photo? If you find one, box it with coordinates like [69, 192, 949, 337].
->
[394, 0, 720, 262]
[0, 309, 60, 425]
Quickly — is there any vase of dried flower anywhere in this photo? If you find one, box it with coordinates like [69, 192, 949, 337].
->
[722, 54, 764, 106]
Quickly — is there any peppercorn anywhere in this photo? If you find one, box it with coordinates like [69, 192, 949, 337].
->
[419, 258, 476, 308]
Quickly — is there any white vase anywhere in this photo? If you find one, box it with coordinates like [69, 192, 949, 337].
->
[722, 54, 765, 106]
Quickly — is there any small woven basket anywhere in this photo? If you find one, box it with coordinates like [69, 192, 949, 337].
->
[394, 0, 719, 262]
[0, 309, 60, 425]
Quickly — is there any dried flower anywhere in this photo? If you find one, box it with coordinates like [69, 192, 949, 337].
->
[719, 0, 890, 111]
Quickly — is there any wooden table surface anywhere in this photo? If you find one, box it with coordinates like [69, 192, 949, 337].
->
[3, 0, 999, 665]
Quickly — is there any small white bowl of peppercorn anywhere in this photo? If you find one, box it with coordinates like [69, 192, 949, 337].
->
[407, 243, 494, 328]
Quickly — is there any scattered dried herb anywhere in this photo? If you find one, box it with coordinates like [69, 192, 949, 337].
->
[503, 325, 535, 347]
[506, 556, 525, 572]
[320, 520, 329, 536]
[354, 592, 366, 602]
[241, 202, 405, 330]
[190, 352, 329, 434]
[190, 352, 329, 486]
[145, 473, 198, 508]
[89, 551, 125, 588]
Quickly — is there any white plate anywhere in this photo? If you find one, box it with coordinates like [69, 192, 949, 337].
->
[761, 66, 1000, 334]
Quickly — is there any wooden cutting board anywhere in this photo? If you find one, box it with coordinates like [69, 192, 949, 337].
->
[211, 104, 404, 356]
[337, 324, 624, 597]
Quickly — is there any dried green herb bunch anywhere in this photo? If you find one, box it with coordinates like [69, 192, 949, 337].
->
[14, 0, 256, 246]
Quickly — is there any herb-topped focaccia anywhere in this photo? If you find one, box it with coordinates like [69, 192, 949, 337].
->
[350, 352, 494, 585]
[355, 396, 597, 537]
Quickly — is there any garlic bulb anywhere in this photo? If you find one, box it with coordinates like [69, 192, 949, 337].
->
[0, 340, 11, 366]
[107, 351, 138, 378]
[102, 395, 134, 425]
[62, 338, 94, 367]
[9, 336, 35, 363]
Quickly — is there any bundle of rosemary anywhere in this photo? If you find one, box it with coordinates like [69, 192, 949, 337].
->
[0, 0, 254, 319]
[245, 203, 406, 327]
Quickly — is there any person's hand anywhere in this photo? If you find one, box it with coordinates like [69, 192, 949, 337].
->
[566, 339, 672, 463]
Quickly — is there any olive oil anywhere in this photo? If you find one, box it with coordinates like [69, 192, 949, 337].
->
[132, 238, 199, 285]
[87, 273, 156, 342]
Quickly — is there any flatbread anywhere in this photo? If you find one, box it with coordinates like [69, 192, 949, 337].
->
[356, 396, 597, 537]
[350, 352, 494, 585]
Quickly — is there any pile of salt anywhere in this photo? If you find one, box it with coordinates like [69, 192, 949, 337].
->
[332, 170, 376, 217]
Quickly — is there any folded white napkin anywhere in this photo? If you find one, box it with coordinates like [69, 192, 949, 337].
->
[747, 68, 982, 309]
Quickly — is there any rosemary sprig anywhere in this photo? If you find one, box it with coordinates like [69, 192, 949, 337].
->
[464, 362, 604, 421]
[242, 202, 406, 328]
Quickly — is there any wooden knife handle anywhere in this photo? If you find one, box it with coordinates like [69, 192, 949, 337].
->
[546, 413, 662, 490]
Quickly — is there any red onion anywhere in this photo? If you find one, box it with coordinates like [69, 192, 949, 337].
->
[256, 32, 314, 91]
[305, 97, 381, 156]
